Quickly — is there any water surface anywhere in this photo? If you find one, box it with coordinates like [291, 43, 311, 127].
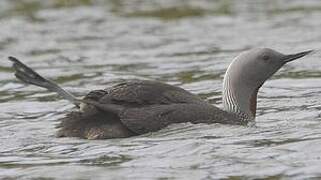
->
[1, 0, 321, 179]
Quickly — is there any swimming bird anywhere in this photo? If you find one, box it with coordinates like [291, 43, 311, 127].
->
[9, 48, 312, 139]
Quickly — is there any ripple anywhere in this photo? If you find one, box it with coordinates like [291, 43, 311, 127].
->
[1, 0, 321, 179]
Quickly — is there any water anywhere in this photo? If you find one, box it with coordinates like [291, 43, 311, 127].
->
[1, 0, 321, 179]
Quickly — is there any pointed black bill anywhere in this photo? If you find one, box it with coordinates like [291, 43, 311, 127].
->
[282, 50, 313, 63]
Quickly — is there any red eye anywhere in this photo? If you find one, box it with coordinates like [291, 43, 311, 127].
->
[262, 55, 269, 61]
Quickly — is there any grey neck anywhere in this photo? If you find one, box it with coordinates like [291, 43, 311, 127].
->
[222, 65, 257, 122]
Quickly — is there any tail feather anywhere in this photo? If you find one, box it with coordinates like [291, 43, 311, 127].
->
[9, 56, 81, 106]
[9, 56, 49, 87]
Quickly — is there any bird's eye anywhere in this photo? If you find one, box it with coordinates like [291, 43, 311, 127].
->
[262, 55, 269, 61]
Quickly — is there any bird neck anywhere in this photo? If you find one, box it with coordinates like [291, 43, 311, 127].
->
[222, 70, 258, 122]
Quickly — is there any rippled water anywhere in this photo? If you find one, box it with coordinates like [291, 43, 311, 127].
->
[1, 0, 321, 179]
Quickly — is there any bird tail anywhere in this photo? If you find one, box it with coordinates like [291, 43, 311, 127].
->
[8, 56, 81, 107]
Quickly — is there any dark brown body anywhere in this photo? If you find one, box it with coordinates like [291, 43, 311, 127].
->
[56, 80, 242, 139]
[9, 49, 313, 139]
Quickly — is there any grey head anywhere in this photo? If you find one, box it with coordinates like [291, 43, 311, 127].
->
[223, 48, 312, 122]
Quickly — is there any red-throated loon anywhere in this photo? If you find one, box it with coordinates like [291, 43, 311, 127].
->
[9, 48, 312, 139]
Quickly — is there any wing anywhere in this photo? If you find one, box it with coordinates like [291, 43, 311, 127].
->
[80, 80, 242, 135]
[119, 103, 242, 134]
[95, 80, 205, 106]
